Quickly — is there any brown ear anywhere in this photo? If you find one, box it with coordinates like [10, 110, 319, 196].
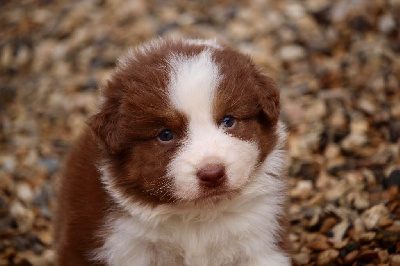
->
[87, 101, 125, 154]
[254, 72, 281, 126]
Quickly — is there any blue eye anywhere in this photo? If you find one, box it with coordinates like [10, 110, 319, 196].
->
[221, 116, 235, 128]
[158, 130, 174, 142]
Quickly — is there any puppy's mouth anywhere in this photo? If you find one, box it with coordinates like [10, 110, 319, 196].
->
[195, 186, 240, 203]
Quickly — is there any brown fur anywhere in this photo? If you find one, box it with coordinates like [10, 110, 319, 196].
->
[55, 131, 108, 265]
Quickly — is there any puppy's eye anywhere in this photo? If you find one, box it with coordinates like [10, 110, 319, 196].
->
[221, 116, 235, 128]
[158, 129, 174, 142]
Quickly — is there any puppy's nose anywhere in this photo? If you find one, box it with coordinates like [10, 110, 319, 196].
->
[196, 164, 226, 188]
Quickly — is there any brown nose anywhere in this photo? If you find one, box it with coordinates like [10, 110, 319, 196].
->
[196, 164, 226, 188]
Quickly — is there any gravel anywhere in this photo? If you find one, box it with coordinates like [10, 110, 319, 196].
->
[1, 0, 399, 265]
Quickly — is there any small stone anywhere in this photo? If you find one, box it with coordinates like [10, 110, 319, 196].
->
[324, 143, 340, 159]
[325, 179, 348, 202]
[292, 252, 310, 265]
[305, 100, 326, 121]
[9, 200, 34, 233]
[305, 0, 331, 13]
[359, 232, 376, 242]
[378, 13, 396, 34]
[378, 249, 389, 263]
[378, 217, 394, 228]
[350, 116, 369, 134]
[308, 192, 325, 206]
[344, 250, 359, 264]
[329, 110, 347, 131]
[331, 220, 350, 241]
[320, 217, 337, 233]
[391, 254, 400, 265]
[331, 239, 348, 249]
[291, 180, 313, 199]
[341, 133, 368, 152]
[16, 182, 34, 205]
[279, 45, 306, 61]
[357, 98, 376, 115]
[317, 249, 339, 265]
[37, 230, 53, 246]
[352, 192, 370, 210]
[352, 218, 366, 239]
[307, 234, 331, 251]
[361, 204, 389, 230]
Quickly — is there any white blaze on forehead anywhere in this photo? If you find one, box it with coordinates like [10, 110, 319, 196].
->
[168, 50, 220, 124]
[166, 48, 261, 201]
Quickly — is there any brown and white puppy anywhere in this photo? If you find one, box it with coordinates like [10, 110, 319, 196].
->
[55, 39, 290, 266]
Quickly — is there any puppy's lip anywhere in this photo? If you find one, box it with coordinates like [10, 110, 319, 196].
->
[195, 187, 239, 202]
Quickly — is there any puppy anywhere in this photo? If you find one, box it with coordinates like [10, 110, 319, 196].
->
[55, 38, 290, 266]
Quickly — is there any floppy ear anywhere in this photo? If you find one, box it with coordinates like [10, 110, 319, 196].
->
[253, 71, 281, 126]
[87, 99, 125, 155]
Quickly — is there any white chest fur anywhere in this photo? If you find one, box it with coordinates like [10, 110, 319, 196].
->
[94, 182, 290, 266]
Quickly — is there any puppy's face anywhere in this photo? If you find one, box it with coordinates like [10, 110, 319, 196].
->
[89, 40, 280, 206]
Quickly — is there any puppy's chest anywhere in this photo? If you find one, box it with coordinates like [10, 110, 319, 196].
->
[100, 216, 255, 266]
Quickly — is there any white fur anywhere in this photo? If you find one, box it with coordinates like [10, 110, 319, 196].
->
[93, 44, 290, 265]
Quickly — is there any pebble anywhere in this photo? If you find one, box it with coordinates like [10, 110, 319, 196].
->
[344, 249, 358, 263]
[9, 200, 34, 233]
[15, 182, 34, 205]
[378, 217, 394, 228]
[341, 133, 368, 152]
[378, 249, 389, 263]
[353, 192, 370, 210]
[331, 220, 350, 241]
[391, 254, 400, 265]
[361, 204, 389, 230]
[320, 217, 337, 233]
[37, 230, 53, 246]
[279, 45, 306, 61]
[317, 249, 339, 265]
[292, 252, 309, 265]
[378, 13, 396, 34]
[291, 180, 313, 199]
[307, 234, 331, 251]
[359, 232, 376, 242]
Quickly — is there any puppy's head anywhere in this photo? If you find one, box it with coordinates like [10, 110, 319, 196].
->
[88, 39, 281, 206]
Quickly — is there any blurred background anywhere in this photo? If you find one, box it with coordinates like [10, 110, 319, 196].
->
[1, 0, 400, 265]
